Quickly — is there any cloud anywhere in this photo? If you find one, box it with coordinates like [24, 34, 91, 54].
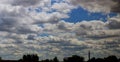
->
[0, 1, 69, 34]
[51, 2, 75, 13]
[11, 0, 41, 7]
[74, 21, 106, 36]
[66, 0, 120, 13]
[111, 0, 120, 13]
[85, 30, 120, 39]
[30, 12, 69, 23]
[57, 20, 74, 31]
[0, 0, 50, 7]
[0, 4, 41, 34]
[106, 15, 120, 29]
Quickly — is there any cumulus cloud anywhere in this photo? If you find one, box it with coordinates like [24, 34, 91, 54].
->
[30, 12, 69, 23]
[106, 15, 120, 29]
[57, 20, 74, 31]
[66, 0, 120, 13]
[0, 0, 50, 7]
[0, 0, 70, 34]
[11, 0, 41, 7]
[0, 4, 41, 34]
[51, 2, 75, 13]
[111, 0, 120, 13]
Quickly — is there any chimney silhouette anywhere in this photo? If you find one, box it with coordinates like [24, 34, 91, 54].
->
[88, 50, 91, 60]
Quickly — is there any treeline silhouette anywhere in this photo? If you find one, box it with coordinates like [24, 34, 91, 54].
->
[0, 54, 120, 62]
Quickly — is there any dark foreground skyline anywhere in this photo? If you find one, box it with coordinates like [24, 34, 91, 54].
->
[0, 54, 120, 62]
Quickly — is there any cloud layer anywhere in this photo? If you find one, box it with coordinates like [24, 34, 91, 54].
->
[67, 0, 120, 13]
[0, 0, 120, 60]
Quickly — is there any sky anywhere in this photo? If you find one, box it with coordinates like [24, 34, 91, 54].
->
[0, 0, 120, 60]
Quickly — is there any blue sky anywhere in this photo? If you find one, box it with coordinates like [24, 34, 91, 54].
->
[64, 7, 117, 23]
[50, 0, 117, 23]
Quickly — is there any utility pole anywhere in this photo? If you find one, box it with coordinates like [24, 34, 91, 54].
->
[88, 50, 91, 60]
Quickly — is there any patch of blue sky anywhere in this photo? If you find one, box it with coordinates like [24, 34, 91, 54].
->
[51, 0, 65, 5]
[38, 24, 44, 28]
[39, 33, 51, 37]
[63, 7, 117, 23]
[51, 0, 57, 5]
[28, 7, 42, 13]
[35, 7, 42, 12]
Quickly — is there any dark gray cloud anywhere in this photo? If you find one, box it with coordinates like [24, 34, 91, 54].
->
[67, 0, 120, 13]
[27, 34, 37, 40]
[0, 0, 50, 7]
[111, 0, 120, 13]
[11, 0, 40, 7]
[85, 30, 120, 39]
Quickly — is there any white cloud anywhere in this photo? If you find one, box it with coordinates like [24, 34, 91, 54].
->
[30, 12, 69, 23]
[106, 15, 120, 29]
[51, 2, 75, 13]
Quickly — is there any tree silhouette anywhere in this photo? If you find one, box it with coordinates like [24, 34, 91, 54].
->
[118, 58, 120, 62]
[41, 59, 50, 62]
[0, 57, 1, 60]
[0, 54, 119, 62]
[0, 57, 1, 62]
[22, 54, 39, 62]
[63, 55, 84, 62]
[87, 57, 96, 62]
[105, 55, 118, 62]
[95, 58, 105, 62]
[53, 57, 59, 62]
